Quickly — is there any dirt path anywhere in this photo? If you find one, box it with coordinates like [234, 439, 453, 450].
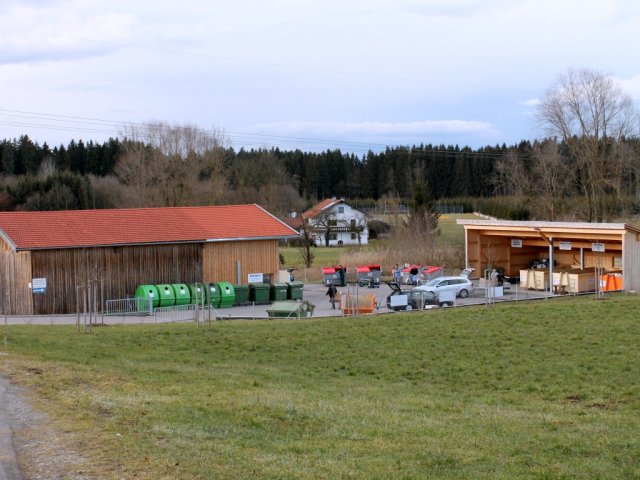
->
[0, 369, 90, 480]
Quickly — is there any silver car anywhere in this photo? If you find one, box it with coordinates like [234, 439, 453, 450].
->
[413, 275, 474, 299]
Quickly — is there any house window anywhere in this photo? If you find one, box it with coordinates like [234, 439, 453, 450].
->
[350, 219, 356, 228]
[338, 206, 344, 213]
[351, 233, 357, 240]
[328, 219, 337, 227]
[329, 233, 338, 240]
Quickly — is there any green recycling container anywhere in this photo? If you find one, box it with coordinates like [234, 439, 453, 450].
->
[135, 284, 159, 308]
[232, 284, 249, 306]
[266, 300, 315, 319]
[188, 283, 205, 305]
[171, 283, 191, 306]
[270, 282, 288, 301]
[205, 282, 221, 308]
[216, 282, 236, 308]
[249, 283, 271, 304]
[287, 281, 304, 300]
[155, 284, 176, 307]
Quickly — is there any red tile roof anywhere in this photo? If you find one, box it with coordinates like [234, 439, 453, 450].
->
[0, 204, 299, 250]
[303, 198, 343, 219]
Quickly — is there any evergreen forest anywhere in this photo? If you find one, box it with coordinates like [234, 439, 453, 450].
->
[2, 132, 640, 222]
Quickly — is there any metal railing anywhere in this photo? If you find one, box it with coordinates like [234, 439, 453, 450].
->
[153, 304, 198, 323]
[105, 297, 152, 316]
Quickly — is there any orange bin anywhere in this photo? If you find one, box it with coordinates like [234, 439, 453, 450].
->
[341, 293, 376, 314]
[600, 273, 623, 291]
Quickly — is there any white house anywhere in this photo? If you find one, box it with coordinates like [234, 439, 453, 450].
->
[301, 198, 369, 247]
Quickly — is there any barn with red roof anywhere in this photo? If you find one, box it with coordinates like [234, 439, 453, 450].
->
[0, 204, 299, 314]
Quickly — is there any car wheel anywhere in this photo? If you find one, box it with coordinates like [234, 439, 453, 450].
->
[459, 289, 469, 298]
[405, 305, 413, 311]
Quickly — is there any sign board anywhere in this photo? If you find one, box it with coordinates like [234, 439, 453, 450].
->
[247, 273, 263, 283]
[559, 241, 572, 251]
[592, 242, 605, 253]
[31, 278, 47, 294]
[511, 239, 523, 248]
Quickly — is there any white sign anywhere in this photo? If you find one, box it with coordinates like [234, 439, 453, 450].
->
[592, 242, 605, 253]
[247, 273, 263, 283]
[32, 278, 47, 289]
[31, 277, 47, 294]
[559, 241, 572, 251]
[511, 239, 523, 248]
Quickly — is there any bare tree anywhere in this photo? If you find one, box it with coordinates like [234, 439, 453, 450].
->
[121, 121, 226, 158]
[492, 150, 530, 196]
[115, 122, 228, 207]
[340, 214, 369, 245]
[38, 155, 57, 178]
[226, 149, 304, 215]
[312, 211, 339, 247]
[530, 139, 573, 220]
[298, 217, 316, 267]
[536, 68, 639, 221]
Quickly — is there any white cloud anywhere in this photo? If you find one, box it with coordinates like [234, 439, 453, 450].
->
[616, 76, 640, 101]
[0, 3, 135, 64]
[521, 99, 541, 107]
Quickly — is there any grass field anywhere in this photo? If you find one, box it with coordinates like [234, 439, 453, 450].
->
[2, 294, 639, 478]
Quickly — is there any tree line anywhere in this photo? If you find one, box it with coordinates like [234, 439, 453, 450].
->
[0, 132, 522, 212]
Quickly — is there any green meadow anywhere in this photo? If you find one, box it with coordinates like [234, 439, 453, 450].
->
[2, 294, 639, 479]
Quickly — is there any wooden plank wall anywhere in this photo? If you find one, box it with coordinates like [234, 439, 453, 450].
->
[202, 240, 279, 284]
[30, 243, 203, 315]
[623, 231, 640, 292]
[0, 248, 33, 315]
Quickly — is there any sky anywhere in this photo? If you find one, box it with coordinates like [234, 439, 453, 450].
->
[1, 0, 640, 155]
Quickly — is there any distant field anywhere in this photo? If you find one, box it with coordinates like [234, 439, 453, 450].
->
[3, 294, 639, 479]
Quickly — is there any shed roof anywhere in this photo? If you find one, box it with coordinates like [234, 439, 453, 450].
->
[0, 204, 299, 251]
[457, 219, 640, 237]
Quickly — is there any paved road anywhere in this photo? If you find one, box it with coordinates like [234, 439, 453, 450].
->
[2, 282, 554, 326]
[0, 374, 22, 480]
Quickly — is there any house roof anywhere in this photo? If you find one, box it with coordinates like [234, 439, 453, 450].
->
[303, 198, 344, 219]
[0, 204, 299, 251]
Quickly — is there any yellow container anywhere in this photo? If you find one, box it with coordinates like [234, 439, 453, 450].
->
[533, 269, 549, 290]
[566, 269, 597, 293]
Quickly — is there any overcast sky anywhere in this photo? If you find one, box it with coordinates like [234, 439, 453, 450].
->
[1, 0, 639, 154]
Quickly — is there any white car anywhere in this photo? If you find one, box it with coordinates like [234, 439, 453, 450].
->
[413, 275, 474, 299]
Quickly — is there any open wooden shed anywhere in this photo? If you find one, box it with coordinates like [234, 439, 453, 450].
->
[0, 204, 299, 315]
[457, 219, 640, 293]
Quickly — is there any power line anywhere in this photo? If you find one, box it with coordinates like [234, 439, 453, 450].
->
[0, 107, 539, 158]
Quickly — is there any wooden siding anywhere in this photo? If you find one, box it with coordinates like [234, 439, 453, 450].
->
[623, 231, 640, 292]
[202, 240, 279, 284]
[0, 241, 33, 315]
[29, 243, 203, 315]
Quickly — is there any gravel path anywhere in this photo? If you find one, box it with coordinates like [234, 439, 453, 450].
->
[0, 369, 90, 480]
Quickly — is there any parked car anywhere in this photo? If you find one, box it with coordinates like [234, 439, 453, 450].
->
[386, 282, 438, 311]
[413, 275, 474, 299]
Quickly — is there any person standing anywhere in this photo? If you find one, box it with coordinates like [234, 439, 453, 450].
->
[410, 266, 419, 285]
[326, 282, 338, 309]
[393, 264, 402, 284]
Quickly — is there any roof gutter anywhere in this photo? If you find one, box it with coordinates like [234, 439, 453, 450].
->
[206, 235, 299, 243]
